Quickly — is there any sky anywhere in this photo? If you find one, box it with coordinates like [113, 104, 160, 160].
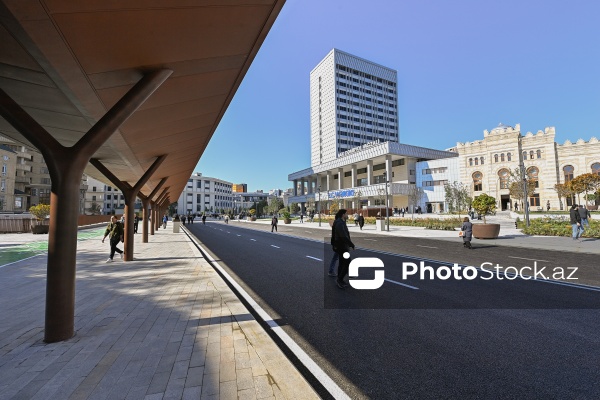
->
[196, 0, 600, 192]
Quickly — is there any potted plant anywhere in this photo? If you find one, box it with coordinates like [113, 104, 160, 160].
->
[248, 209, 256, 221]
[29, 204, 51, 234]
[281, 209, 292, 224]
[471, 193, 500, 239]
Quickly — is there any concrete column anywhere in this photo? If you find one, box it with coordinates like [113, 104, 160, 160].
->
[301, 179, 306, 195]
[326, 171, 332, 191]
[307, 177, 313, 194]
[293, 179, 298, 196]
[351, 164, 357, 188]
[367, 160, 373, 186]
[338, 168, 344, 189]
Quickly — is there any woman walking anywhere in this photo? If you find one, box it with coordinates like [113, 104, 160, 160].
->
[461, 216, 473, 249]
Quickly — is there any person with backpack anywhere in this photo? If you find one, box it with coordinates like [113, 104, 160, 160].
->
[102, 215, 124, 262]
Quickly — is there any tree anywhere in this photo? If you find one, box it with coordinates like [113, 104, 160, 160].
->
[329, 201, 339, 216]
[553, 183, 574, 210]
[376, 188, 386, 218]
[444, 181, 470, 217]
[306, 197, 315, 214]
[569, 173, 600, 206]
[87, 201, 102, 215]
[407, 186, 425, 220]
[472, 193, 497, 224]
[290, 202, 300, 214]
[507, 167, 536, 209]
[29, 204, 51, 221]
[352, 190, 363, 212]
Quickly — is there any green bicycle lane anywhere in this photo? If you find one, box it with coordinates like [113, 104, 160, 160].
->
[0, 228, 105, 267]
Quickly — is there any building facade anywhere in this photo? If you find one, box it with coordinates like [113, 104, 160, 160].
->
[310, 49, 399, 166]
[415, 157, 460, 213]
[176, 172, 233, 216]
[232, 183, 247, 193]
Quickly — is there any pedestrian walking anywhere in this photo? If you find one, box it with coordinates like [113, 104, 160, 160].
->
[162, 215, 167, 229]
[400, 207, 405, 217]
[189, 214, 194, 224]
[331, 209, 355, 289]
[202, 214, 206, 225]
[357, 213, 365, 230]
[570, 204, 583, 240]
[133, 213, 139, 234]
[354, 212, 359, 226]
[225, 215, 229, 224]
[102, 215, 124, 262]
[546, 200, 551, 212]
[271, 215, 278, 232]
[300, 214, 304, 223]
[514, 201, 519, 211]
[579, 205, 591, 228]
[181, 215, 186, 225]
[328, 212, 343, 277]
[460, 216, 473, 249]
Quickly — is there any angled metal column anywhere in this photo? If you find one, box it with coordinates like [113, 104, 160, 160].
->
[0, 69, 172, 343]
[154, 188, 169, 231]
[139, 177, 167, 243]
[90, 155, 166, 260]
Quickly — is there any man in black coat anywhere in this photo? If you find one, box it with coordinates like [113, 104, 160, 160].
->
[570, 204, 583, 240]
[332, 209, 355, 289]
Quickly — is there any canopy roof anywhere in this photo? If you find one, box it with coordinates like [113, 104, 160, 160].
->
[0, 0, 284, 202]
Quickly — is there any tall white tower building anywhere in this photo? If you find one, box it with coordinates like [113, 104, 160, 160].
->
[310, 49, 399, 166]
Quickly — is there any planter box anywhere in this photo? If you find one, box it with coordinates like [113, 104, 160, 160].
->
[284, 218, 291, 224]
[32, 224, 49, 234]
[250, 216, 256, 221]
[376, 218, 386, 231]
[172, 220, 180, 233]
[472, 223, 500, 239]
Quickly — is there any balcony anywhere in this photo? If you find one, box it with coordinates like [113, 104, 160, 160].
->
[16, 164, 31, 172]
[15, 176, 30, 184]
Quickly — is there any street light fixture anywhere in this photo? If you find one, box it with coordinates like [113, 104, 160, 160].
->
[383, 171, 390, 231]
[317, 185, 321, 227]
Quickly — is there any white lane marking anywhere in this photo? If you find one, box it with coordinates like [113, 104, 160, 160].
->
[508, 256, 550, 263]
[417, 245, 438, 249]
[236, 234, 241, 237]
[306, 256, 323, 261]
[226, 232, 230, 234]
[250, 239, 256, 241]
[271, 245, 280, 249]
[363, 239, 377, 241]
[183, 230, 350, 400]
[0, 254, 45, 269]
[384, 278, 419, 290]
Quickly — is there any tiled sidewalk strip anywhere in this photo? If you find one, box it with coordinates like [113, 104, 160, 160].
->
[0, 228, 319, 400]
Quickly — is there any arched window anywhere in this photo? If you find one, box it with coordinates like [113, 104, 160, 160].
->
[536, 150, 542, 159]
[501, 153, 505, 162]
[473, 172, 483, 192]
[507, 152, 512, 162]
[494, 154, 498, 163]
[563, 165, 574, 182]
[522, 151, 527, 161]
[529, 150, 534, 160]
[474, 157, 479, 166]
[498, 169, 510, 189]
[527, 166, 539, 188]
[480, 157, 484, 165]
[592, 163, 600, 176]
[469, 158, 473, 166]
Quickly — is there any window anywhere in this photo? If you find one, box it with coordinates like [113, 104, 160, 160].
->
[92, 186, 97, 192]
[522, 151, 527, 161]
[473, 172, 483, 192]
[498, 169, 510, 189]
[356, 178, 368, 187]
[197, 181, 202, 189]
[92, 195, 97, 201]
[480, 157, 484, 165]
[106, 194, 111, 200]
[529, 150, 534, 160]
[563, 165, 574, 182]
[474, 158, 479, 166]
[507, 153, 512, 162]
[501, 153, 505, 162]
[494, 154, 498, 163]
[15, 197, 22, 208]
[1, 164, 6, 176]
[527, 167, 539, 188]
[536, 150, 542, 159]
[529, 193, 540, 207]
[31, 188, 37, 196]
[41, 178, 51, 185]
[357, 167, 367, 174]
[392, 159, 405, 166]
[469, 158, 473, 166]
[0, 179, 5, 192]
[592, 163, 600, 176]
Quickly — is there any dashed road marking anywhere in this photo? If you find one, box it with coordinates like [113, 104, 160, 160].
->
[306, 256, 322, 261]
[271, 245, 280, 249]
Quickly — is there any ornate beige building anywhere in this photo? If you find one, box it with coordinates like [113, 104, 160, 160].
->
[453, 123, 600, 211]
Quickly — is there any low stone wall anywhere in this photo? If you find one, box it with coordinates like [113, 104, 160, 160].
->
[0, 214, 115, 233]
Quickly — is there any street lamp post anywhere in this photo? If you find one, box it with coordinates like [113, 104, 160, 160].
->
[317, 186, 321, 227]
[519, 163, 530, 227]
[383, 171, 390, 231]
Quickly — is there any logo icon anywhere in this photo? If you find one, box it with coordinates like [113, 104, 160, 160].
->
[348, 256, 385, 290]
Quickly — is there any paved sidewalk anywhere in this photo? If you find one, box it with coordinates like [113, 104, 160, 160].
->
[238, 215, 600, 255]
[0, 228, 318, 400]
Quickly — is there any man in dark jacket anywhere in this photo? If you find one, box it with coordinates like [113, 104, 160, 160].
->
[570, 204, 583, 240]
[102, 216, 124, 262]
[332, 209, 355, 289]
[271, 215, 278, 232]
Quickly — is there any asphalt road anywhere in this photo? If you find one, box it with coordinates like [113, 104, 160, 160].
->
[186, 220, 600, 399]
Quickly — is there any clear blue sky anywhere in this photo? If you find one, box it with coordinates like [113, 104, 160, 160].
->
[196, 0, 600, 192]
